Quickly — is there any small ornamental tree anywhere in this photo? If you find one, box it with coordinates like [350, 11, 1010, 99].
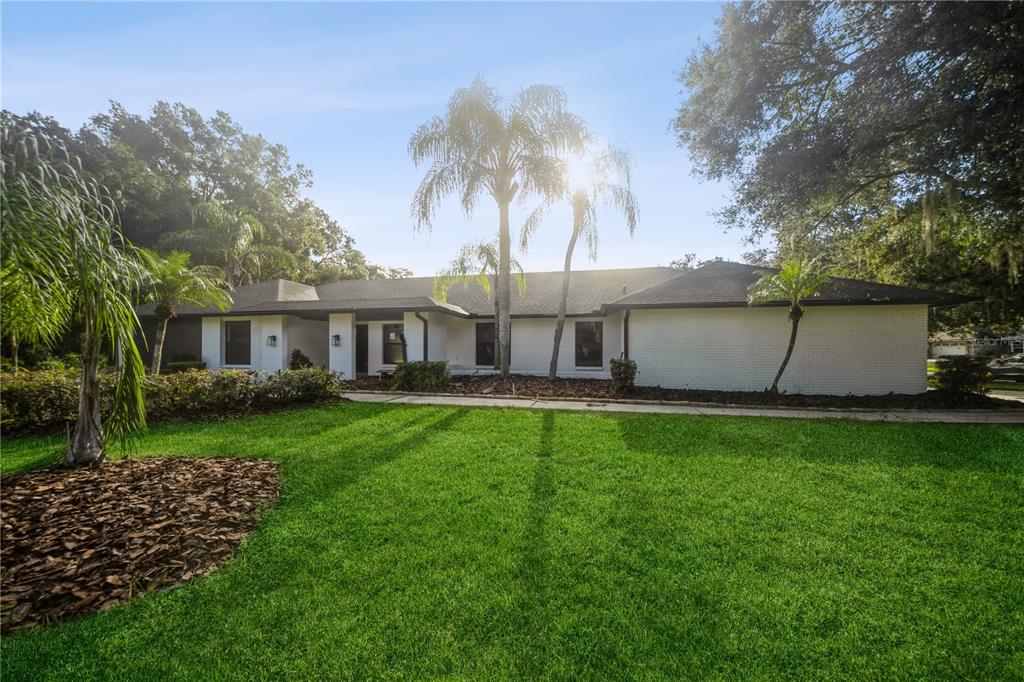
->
[1, 119, 146, 464]
[140, 249, 231, 374]
[747, 256, 832, 393]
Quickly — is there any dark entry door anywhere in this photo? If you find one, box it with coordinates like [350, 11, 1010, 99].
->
[355, 324, 369, 375]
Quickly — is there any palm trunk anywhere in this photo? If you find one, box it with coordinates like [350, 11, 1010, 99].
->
[493, 297, 500, 369]
[549, 222, 580, 381]
[497, 200, 512, 378]
[68, 315, 105, 466]
[150, 314, 170, 375]
[770, 309, 802, 393]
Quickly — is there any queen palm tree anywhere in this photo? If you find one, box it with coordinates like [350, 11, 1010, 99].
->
[433, 240, 526, 360]
[521, 144, 638, 380]
[410, 77, 587, 377]
[747, 256, 833, 393]
[140, 249, 231, 374]
[160, 202, 295, 287]
[1, 119, 146, 465]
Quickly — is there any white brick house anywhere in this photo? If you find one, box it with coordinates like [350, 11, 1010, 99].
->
[136, 262, 973, 395]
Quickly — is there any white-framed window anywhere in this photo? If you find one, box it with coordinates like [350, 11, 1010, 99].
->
[575, 321, 603, 368]
[223, 320, 252, 366]
[382, 323, 405, 365]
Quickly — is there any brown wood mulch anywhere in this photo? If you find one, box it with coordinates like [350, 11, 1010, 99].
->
[0, 457, 279, 633]
[342, 374, 1023, 410]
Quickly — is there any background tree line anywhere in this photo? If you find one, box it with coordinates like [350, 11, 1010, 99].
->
[4, 103, 409, 288]
[674, 1, 1023, 334]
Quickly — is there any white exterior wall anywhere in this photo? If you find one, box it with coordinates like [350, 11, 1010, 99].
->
[627, 304, 928, 395]
[443, 313, 623, 378]
[401, 312, 449, 363]
[363, 319, 404, 375]
[284, 316, 329, 369]
[200, 315, 286, 373]
[328, 313, 355, 379]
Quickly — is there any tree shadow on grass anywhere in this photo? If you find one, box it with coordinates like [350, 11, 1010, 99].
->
[508, 410, 556, 677]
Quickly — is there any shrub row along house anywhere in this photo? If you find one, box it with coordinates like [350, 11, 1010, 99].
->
[135, 261, 973, 395]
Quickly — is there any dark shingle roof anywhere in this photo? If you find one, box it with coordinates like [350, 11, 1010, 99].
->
[604, 261, 977, 310]
[139, 267, 679, 318]
[136, 262, 973, 319]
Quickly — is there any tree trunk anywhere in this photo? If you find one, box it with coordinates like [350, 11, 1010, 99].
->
[10, 335, 18, 373]
[493, 297, 500, 369]
[67, 320, 105, 466]
[549, 222, 580, 381]
[150, 314, 170, 375]
[770, 308, 803, 393]
[497, 200, 512, 378]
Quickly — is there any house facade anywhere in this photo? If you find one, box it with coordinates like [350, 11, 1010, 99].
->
[137, 262, 973, 395]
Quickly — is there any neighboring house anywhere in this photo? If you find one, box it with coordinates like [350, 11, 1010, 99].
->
[135, 261, 974, 395]
[929, 331, 972, 357]
[929, 330, 1024, 358]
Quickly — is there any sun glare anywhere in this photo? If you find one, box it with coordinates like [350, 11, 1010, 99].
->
[564, 153, 595, 192]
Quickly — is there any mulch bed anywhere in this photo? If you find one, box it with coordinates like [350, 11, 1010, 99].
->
[1, 457, 279, 633]
[342, 374, 1023, 410]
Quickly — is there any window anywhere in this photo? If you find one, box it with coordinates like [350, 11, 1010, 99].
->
[575, 321, 603, 368]
[224, 321, 251, 366]
[476, 322, 511, 367]
[476, 323, 496, 367]
[382, 323, 405, 364]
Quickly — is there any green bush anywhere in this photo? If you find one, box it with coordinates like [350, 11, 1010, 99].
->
[934, 356, 991, 395]
[289, 348, 313, 370]
[390, 361, 450, 392]
[610, 356, 638, 395]
[165, 360, 207, 372]
[1, 368, 343, 435]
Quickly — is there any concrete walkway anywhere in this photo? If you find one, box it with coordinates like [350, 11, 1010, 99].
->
[343, 391, 1024, 425]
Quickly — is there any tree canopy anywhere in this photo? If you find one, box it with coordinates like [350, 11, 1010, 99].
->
[675, 1, 1023, 332]
[4, 103, 404, 287]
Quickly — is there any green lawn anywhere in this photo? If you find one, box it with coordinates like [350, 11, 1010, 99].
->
[2, 404, 1022, 680]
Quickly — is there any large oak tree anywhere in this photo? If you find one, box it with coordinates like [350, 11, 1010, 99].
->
[675, 1, 1023, 332]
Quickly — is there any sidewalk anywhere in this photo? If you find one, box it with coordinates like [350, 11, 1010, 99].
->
[342, 391, 1024, 425]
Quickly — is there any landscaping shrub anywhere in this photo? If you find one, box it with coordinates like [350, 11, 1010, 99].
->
[1, 368, 344, 435]
[934, 356, 992, 395]
[390, 361, 450, 391]
[610, 356, 638, 395]
[289, 348, 313, 370]
[258, 368, 342, 405]
[165, 360, 207, 372]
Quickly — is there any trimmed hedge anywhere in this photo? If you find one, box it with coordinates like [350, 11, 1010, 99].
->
[0, 368, 344, 435]
[165, 360, 207, 373]
[390, 361, 451, 391]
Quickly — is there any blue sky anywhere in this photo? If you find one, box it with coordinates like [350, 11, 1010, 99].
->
[2, 1, 752, 276]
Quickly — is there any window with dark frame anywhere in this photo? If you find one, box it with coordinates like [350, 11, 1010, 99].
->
[575, 321, 603, 368]
[223, 320, 251, 366]
[475, 323, 496, 367]
[382, 323, 405, 365]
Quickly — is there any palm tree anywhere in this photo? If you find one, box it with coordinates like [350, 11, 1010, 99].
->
[140, 249, 232, 374]
[1, 120, 147, 465]
[410, 77, 587, 377]
[160, 202, 295, 287]
[433, 240, 526, 354]
[522, 144, 638, 380]
[747, 256, 833, 393]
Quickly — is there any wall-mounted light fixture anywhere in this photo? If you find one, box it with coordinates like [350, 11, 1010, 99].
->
[331, 334, 342, 347]
[266, 335, 277, 347]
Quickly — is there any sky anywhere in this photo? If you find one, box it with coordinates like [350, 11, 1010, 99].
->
[1, 1, 754, 277]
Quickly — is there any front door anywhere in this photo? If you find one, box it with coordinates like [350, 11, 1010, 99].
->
[355, 324, 368, 375]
